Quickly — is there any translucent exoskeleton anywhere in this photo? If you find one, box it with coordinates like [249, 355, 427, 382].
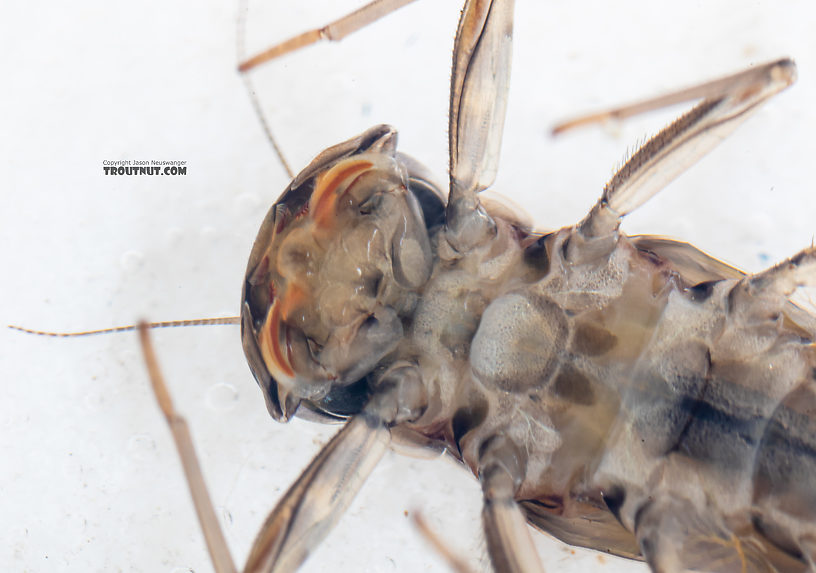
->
[3, 1, 816, 572]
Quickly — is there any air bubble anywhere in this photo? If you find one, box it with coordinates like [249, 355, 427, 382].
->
[205, 382, 239, 412]
[119, 250, 144, 272]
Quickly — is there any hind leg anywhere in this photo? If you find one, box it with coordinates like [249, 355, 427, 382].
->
[569, 60, 796, 244]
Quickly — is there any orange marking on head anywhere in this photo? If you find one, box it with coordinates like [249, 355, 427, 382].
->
[280, 282, 307, 321]
[310, 159, 373, 228]
[259, 300, 294, 379]
[267, 281, 276, 305]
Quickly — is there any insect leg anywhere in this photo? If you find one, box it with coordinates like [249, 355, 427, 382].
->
[575, 59, 796, 240]
[445, 0, 514, 252]
[138, 323, 239, 573]
[241, 363, 426, 572]
[242, 415, 391, 573]
[238, 1, 422, 175]
[141, 321, 429, 573]
[412, 512, 475, 573]
[478, 435, 544, 573]
[238, 0, 419, 71]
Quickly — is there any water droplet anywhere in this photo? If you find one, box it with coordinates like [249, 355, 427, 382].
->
[205, 382, 239, 412]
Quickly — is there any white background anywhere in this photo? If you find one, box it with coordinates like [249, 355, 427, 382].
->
[2, 1, 816, 572]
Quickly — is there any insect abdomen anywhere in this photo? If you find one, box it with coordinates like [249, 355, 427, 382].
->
[583, 241, 816, 570]
[434, 220, 816, 568]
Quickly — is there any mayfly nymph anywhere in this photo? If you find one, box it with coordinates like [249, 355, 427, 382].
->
[204, 1, 816, 571]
